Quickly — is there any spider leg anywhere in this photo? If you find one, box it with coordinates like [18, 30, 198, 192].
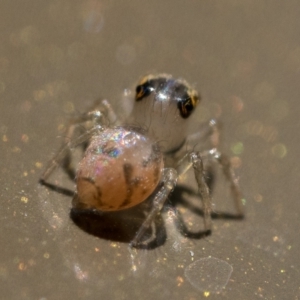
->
[130, 168, 178, 247]
[178, 148, 244, 231]
[40, 100, 119, 184]
[175, 118, 243, 232]
[56, 112, 99, 180]
[208, 148, 244, 218]
[187, 119, 221, 150]
[40, 125, 102, 184]
[190, 152, 212, 233]
[203, 120, 244, 217]
[172, 149, 213, 233]
[100, 99, 119, 125]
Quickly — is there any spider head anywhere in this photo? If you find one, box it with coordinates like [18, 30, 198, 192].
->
[128, 74, 200, 152]
[135, 74, 200, 118]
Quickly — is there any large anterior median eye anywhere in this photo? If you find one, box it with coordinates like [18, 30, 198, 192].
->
[184, 100, 194, 112]
[135, 82, 153, 101]
[178, 91, 200, 119]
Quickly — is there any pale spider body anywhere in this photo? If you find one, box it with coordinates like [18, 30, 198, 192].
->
[40, 74, 244, 247]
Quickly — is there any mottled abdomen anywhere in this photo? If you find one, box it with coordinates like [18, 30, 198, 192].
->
[74, 127, 164, 211]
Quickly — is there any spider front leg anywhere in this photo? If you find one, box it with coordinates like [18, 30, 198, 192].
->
[190, 152, 213, 233]
[190, 146, 244, 224]
[188, 118, 244, 218]
[206, 148, 244, 218]
[173, 150, 213, 234]
[130, 168, 178, 247]
[176, 149, 244, 236]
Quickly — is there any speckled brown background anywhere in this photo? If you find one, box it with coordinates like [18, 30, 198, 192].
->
[1, 1, 299, 299]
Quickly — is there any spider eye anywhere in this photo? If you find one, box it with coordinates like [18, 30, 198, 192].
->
[178, 99, 195, 118]
[178, 91, 199, 119]
[135, 83, 153, 101]
[185, 102, 194, 112]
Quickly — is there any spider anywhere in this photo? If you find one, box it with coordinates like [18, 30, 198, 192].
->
[40, 74, 244, 247]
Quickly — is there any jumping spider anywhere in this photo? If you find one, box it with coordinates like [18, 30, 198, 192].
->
[40, 74, 244, 247]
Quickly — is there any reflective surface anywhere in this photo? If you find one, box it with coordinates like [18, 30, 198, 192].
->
[1, 1, 299, 299]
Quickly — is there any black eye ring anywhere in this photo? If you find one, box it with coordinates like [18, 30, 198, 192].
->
[135, 82, 153, 101]
[185, 101, 194, 112]
[136, 85, 142, 94]
[177, 97, 196, 118]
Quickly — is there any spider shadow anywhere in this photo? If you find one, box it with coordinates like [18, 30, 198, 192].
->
[70, 199, 167, 250]
[40, 179, 166, 249]
[170, 185, 244, 240]
[40, 177, 243, 250]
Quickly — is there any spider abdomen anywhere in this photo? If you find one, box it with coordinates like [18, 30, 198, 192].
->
[74, 127, 164, 211]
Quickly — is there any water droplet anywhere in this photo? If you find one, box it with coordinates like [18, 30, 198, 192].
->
[184, 257, 233, 293]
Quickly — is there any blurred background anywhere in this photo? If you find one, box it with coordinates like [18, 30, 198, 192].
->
[0, 0, 299, 299]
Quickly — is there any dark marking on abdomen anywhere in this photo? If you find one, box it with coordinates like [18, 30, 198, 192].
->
[120, 163, 134, 208]
[81, 177, 102, 206]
